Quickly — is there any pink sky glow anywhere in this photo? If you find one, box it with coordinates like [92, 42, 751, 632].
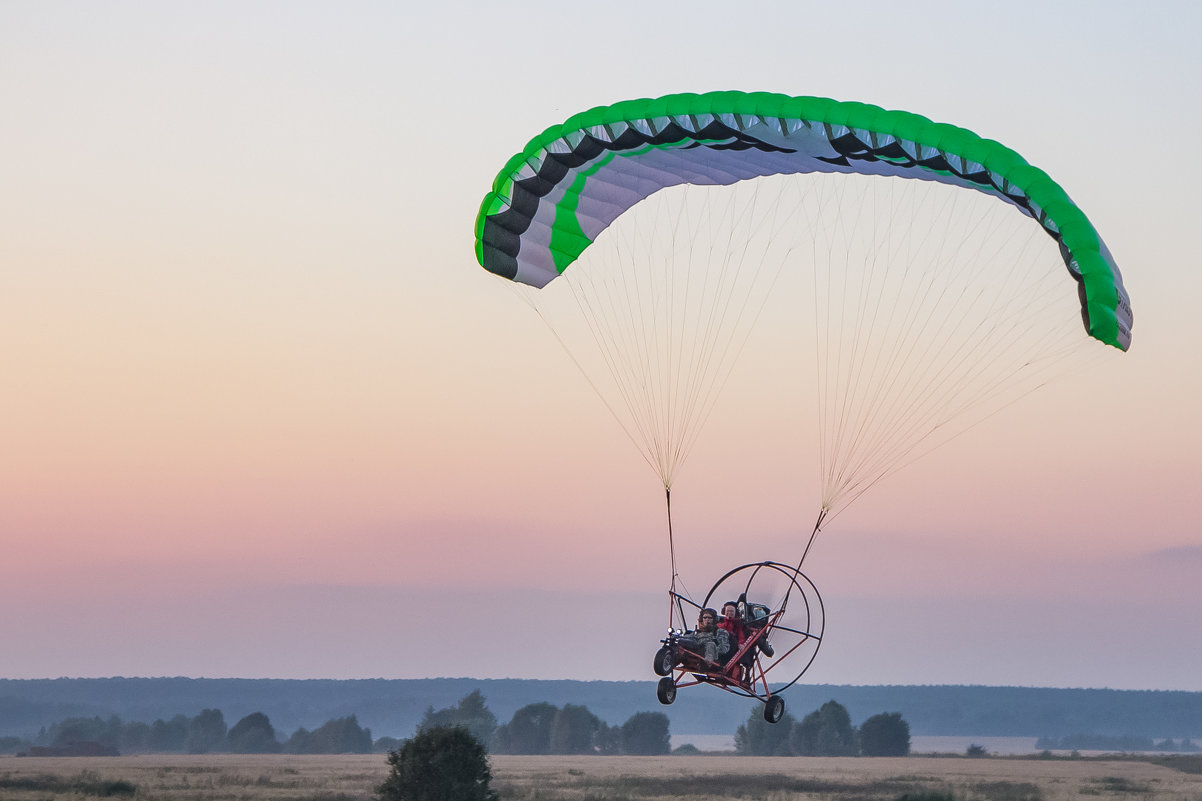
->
[2, 1, 1200, 690]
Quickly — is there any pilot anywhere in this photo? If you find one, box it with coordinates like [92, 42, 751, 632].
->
[691, 608, 730, 664]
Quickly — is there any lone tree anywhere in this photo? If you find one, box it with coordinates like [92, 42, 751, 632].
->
[149, 715, 189, 752]
[418, 690, 498, 745]
[735, 705, 796, 756]
[548, 704, 601, 754]
[491, 702, 558, 754]
[376, 726, 498, 801]
[792, 700, 857, 756]
[620, 712, 670, 755]
[227, 712, 279, 754]
[186, 709, 227, 754]
[858, 712, 910, 756]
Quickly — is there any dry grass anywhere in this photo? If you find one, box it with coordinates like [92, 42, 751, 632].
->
[1, 753, 1200, 801]
[492, 755, 1202, 801]
[0, 754, 384, 801]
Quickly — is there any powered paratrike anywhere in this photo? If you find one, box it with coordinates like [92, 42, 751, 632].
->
[652, 562, 824, 722]
[475, 92, 1130, 719]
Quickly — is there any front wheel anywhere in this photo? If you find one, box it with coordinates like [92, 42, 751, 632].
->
[656, 676, 677, 705]
[763, 695, 785, 723]
[653, 646, 674, 676]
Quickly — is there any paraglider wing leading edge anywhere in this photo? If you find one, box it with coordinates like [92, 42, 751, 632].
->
[475, 91, 1131, 351]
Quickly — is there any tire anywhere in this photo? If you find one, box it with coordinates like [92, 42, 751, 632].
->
[656, 676, 677, 705]
[653, 646, 674, 677]
[763, 695, 785, 723]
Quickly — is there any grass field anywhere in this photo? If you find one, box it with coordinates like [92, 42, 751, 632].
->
[1, 752, 1200, 801]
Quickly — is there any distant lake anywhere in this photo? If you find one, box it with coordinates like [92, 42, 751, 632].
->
[910, 736, 1040, 755]
[671, 734, 1041, 754]
[671, 734, 736, 752]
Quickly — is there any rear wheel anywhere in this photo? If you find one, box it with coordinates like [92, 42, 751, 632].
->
[763, 695, 785, 723]
[656, 677, 677, 705]
[653, 646, 674, 676]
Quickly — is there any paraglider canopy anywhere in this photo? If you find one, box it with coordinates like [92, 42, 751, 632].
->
[477, 92, 1131, 349]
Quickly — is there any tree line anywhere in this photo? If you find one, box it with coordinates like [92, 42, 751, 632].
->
[6, 709, 375, 755]
[412, 690, 911, 758]
[1034, 734, 1199, 753]
[3, 690, 912, 758]
[412, 690, 671, 755]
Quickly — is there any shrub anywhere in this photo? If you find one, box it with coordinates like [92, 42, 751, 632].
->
[376, 726, 498, 801]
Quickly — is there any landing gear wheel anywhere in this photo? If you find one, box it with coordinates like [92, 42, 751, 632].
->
[656, 677, 677, 705]
[763, 695, 785, 723]
[653, 646, 674, 677]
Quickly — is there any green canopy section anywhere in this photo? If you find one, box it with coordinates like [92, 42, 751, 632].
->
[475, 91, 1131, 350]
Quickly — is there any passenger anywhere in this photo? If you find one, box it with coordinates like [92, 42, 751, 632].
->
[718, 601, 747, 651]
[718, 601, 750, 680]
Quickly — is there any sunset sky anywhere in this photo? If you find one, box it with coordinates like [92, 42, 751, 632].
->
[3, 1, 1200, 691]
